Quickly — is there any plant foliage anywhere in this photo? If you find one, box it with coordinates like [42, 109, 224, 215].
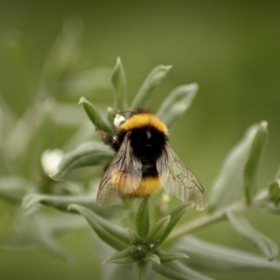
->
[1, 20, 280, 280]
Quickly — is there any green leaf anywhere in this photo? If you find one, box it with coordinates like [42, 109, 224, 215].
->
[144, 253, 161, 265]
[130, 65, 172, 110]
[51, 141, 113, 181]
[3, 212, 73, 263]
[68, 204, 130, 250]
[160, 204, 188, 243]
[127, 228, 142, 244]
[49, 17, 83, 73]
[102, 263, 143, 280]
[41, 213, 88, 237]
[146, 215, 170, 244]
[22, 191, 128, 218]
[156, 249, 188, 263]
[269, 180, 280, 205]
[79, 97, 112, 133]
[156, 83, 198, 129]
[22, 193, 93, 214]
[243, 121, 268, 204]
[37, 17, 84, 100]
[265, 170, 280, 213]
[135, 198, 150, 237]
[0, 176, 27, 203]
[137, 261, 153, 280]
[226, 211, 278, 261]
[103, 248, 137, 264]
[175, 236, 280, 272]
[63, 67, 112, 96]
[111, 57, 127, 111]
[153, 260, 213, 280]
[0, 84, 16, 149]
[92, 234, 128, 279]
[209, 122, 266, 212]
[5, 104, 45, 162]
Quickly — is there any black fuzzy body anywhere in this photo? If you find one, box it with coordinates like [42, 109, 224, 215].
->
[116, 125, 167, 177]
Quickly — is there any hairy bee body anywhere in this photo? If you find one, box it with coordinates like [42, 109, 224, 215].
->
[97, 108, 207, 210]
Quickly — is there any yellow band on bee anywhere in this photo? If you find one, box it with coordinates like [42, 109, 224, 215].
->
[126, 176, 162, 197]
[120, 113, 168, 135]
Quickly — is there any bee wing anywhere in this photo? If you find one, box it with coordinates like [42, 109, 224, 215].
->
[157, 142, 207, 210]
[97, 134, 142, 207]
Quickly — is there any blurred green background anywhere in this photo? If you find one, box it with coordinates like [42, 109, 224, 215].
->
[1, 0, 280, 279]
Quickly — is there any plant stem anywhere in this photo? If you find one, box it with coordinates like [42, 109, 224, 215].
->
[137, 261, 153, 280]
[163, 190, 270, 246]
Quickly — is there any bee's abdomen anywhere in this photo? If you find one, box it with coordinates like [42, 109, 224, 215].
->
[124, 176, 162, 197]
[142, 162, 158, 177]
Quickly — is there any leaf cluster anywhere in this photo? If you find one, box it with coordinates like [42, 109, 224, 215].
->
[1, 19, 280, 280]
[23, 58, 280, 278]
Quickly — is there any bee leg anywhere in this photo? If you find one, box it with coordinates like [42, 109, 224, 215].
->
[96, 128, 119, 151]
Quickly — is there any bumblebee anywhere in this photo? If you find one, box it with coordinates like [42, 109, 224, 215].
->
[97, 108, 207, 210]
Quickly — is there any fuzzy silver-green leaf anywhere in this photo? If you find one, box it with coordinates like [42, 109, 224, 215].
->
[243, 121, 268, 204]
[0, 176, 27, 203]
[157, 249, 188, 263]
[175, 236, 280, 272]
[51, 141, 113, 181]
[68, 204, 130, 250]
[227, 211, 278, 261]
[111, 57, 127, 111]
[135, 198, 150, 237]
[130, 65, 172, 110]
[146, 215, 170, 244]
[157, 83, 198, 129]
[103, 248, 137, 264]
[160, 204, 188, 243]
[79, 97, 111, 133]
[153, 259, 213, 280]
[209, 122, 265, 212]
